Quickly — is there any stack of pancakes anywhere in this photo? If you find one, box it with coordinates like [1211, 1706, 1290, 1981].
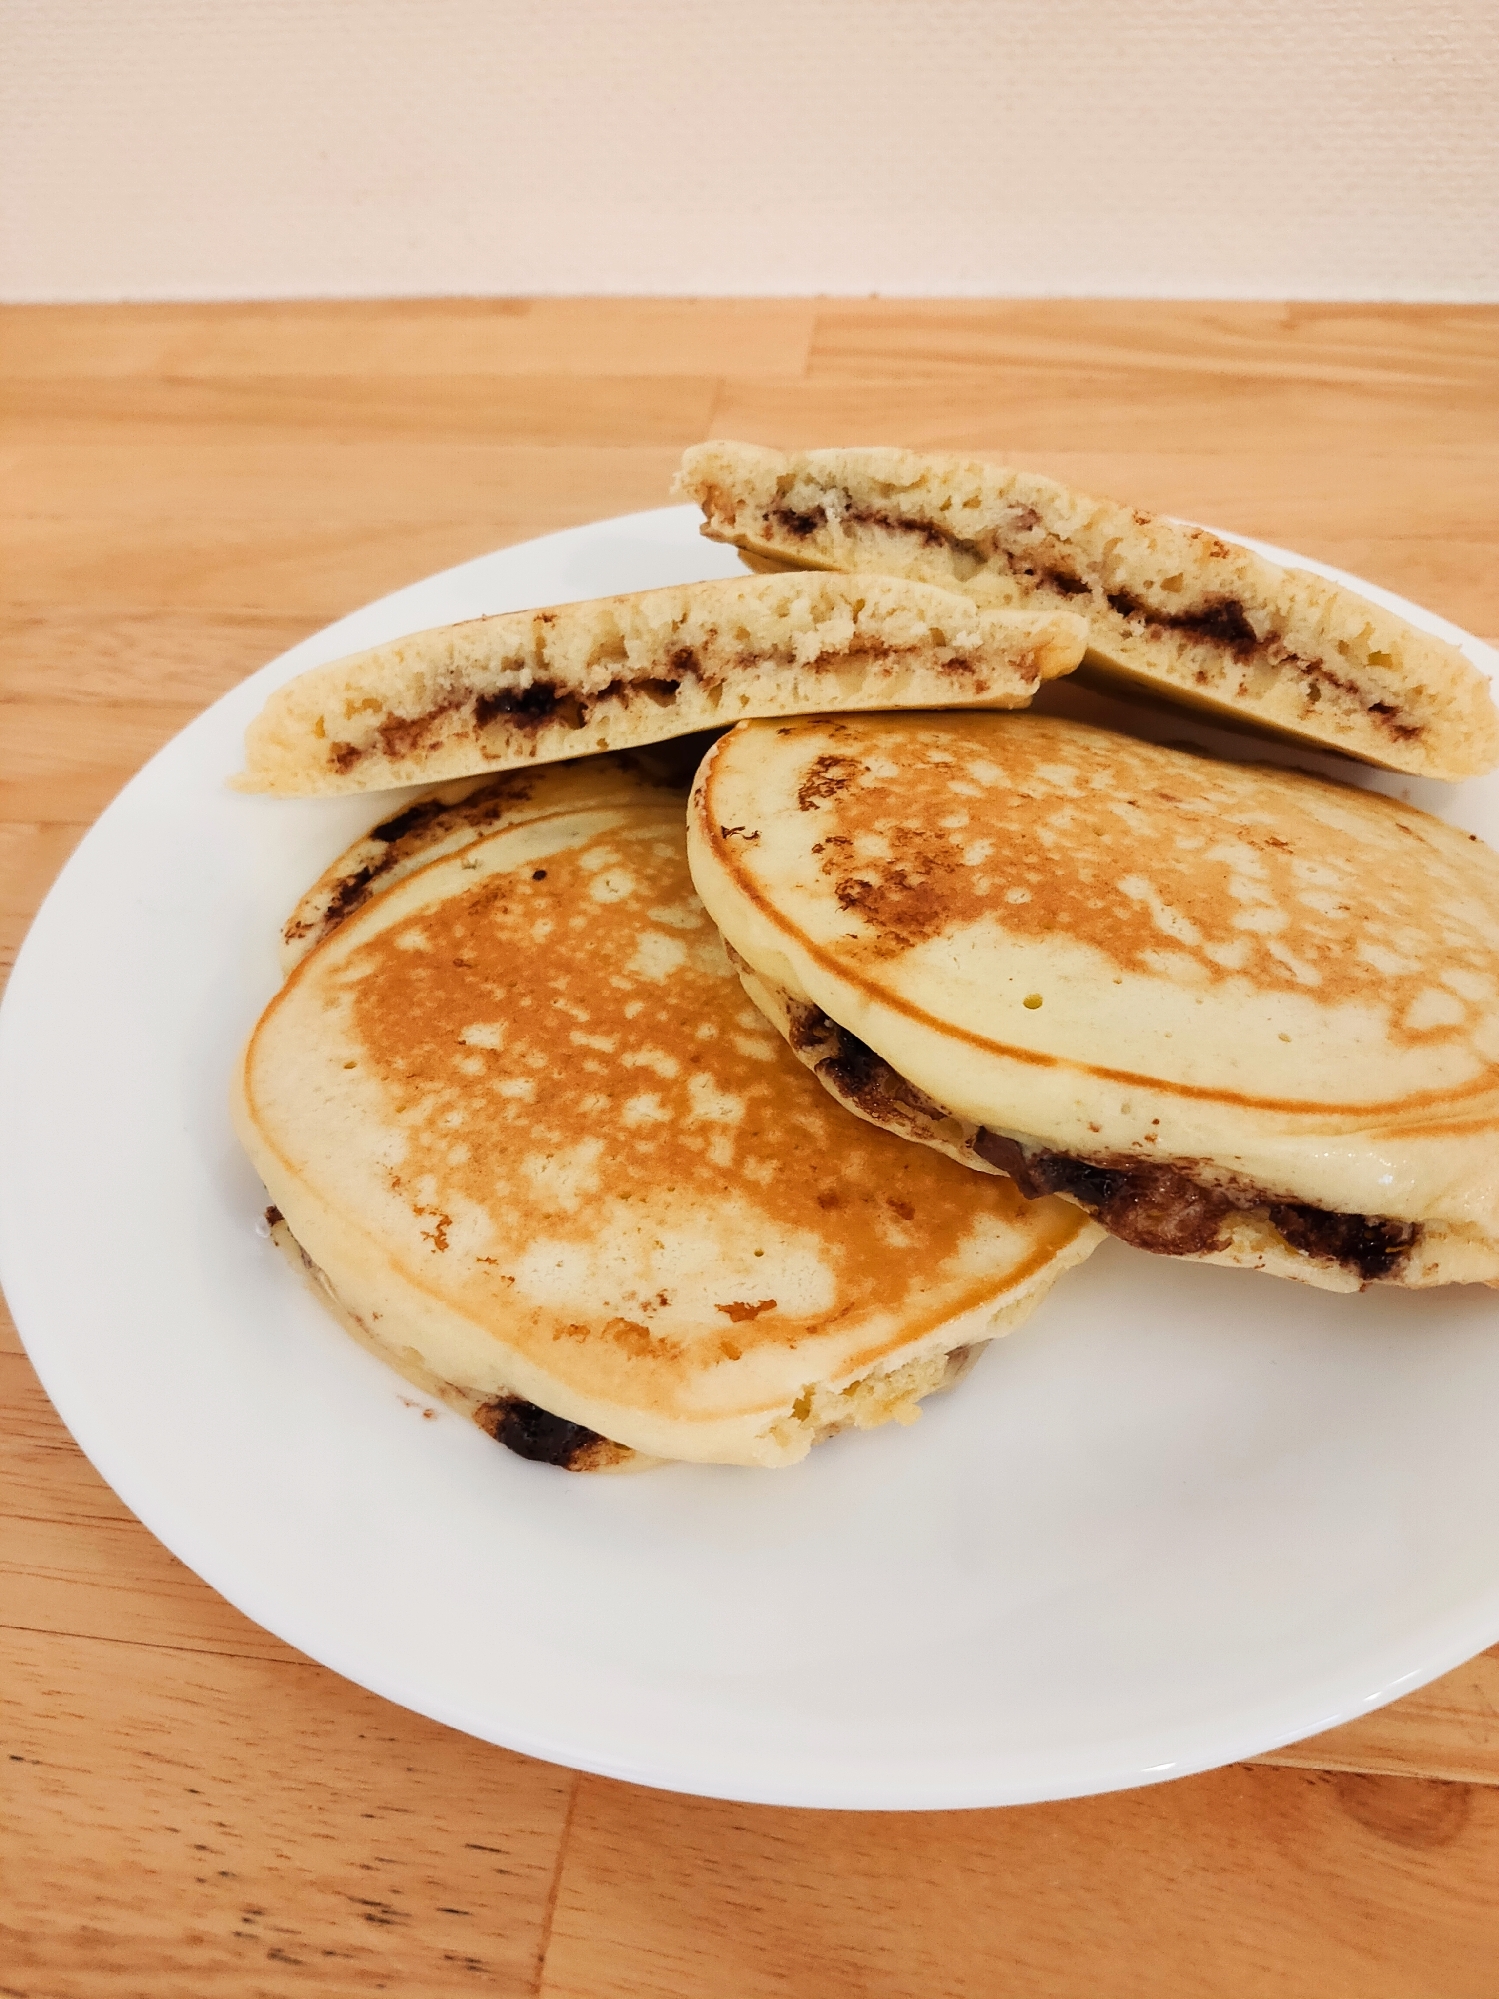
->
[234, 447, 1499, 1471]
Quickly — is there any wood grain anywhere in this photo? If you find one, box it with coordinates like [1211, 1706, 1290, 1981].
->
[0, 299, 819, 382]
[804, 300, 1499, 387]
[3, 1624, 575, 1998]
[1262, 1651, 1499, 1787]
[713, 368, 1499, 460]
[3, 298, 1499, 1996]
[4, 375, 720, 446]
[542, 1766, 1499, 1999]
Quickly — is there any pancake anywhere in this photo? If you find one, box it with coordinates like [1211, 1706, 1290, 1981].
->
[675, 442, 1499, 784]
[235, 570, 1085, 797]
[686, 712, 1499, 1291]
[234, 755, 1101, 1468]
[278, 736, 716, 974]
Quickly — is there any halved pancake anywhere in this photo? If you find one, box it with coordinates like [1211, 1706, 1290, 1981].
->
[676, 442, 1499, 783]
[235, 570, 1085, 797]
[234, 755, 1100, 1468]
[686, 713, 1499, 1291]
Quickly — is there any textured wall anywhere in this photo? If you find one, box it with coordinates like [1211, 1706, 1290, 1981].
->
[3, 0, 1496, 302]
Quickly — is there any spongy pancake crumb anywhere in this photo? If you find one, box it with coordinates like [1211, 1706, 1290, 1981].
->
[237, 570, 1086, 797]
[677, 442, 1499, 783]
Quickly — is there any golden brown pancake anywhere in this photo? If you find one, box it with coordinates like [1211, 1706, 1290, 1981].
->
[278, 737, 716, 974]
[686, 712, 1499, 1291]
[234, 755, 1100, 1466]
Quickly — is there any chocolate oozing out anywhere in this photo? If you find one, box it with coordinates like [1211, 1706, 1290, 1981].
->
[320, 864, 377, 928]
[288, 776, 546, 954]
[1266, 1203, 1418, 1282]
[785, 1000, 949, 1131]
[778, 1001, 1416, 1279]
[974, 1131, 1235, 1257]
[974, 1127, 1419, 1278]
[474, 1393, 612, 1469]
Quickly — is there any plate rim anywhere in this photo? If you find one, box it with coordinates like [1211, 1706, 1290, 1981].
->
[3, 503, 1499, 1811]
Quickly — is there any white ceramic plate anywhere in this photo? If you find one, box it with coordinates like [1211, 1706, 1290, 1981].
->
[4, 506, 1499, 1812]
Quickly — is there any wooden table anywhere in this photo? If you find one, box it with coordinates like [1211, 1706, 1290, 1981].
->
[4, 299, 1499, 1996]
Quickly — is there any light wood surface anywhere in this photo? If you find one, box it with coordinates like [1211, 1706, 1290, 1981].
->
[3, 299, 1498, 1996]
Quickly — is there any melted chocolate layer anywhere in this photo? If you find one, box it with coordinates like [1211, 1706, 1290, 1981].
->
[1106, 588, 1260, 657]
[769, 501, 1103, 610]
[474, 683, 565, 728]
[320, 864, 376, 928]
[328, 668, 689, 775]
[974, 1131, 1234, 1257]
[778, 998, 1417, 1281]
[785, 1000, 947, 1129]
[974, 1127, 1418, 1279]
[1266, 1203, 1418, 1281]
[475, 1394, 610, 1469]
[371, 797, 455, 844]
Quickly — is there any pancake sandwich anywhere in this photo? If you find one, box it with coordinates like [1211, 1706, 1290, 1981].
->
[676, 442, 1499, 783]
[687, 711, 1499, 1292]
[234, 755, 1101, 1469]
[236, 570, 1086, 798]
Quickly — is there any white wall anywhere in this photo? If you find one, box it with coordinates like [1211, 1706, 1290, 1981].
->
[3, 0, 1496, 303]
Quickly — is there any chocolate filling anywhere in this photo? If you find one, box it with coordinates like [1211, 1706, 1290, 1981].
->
[778, 507, 827, 539]
[1106, 588, 1260, 658]
[474, 683, 568, 728]
[327, 624, 924, 777]
[971, 1130, 1232, 1256]
[474, 1394, 611, 1469]
[783, 1000, 1418, 1281]
[328, 670, 690, 774]
[320, 864, 377, 927]
[786, 998, 949, 1131]
[292, 783, 540, 949]
[1264, 1203, 1418, 1280]
[371, 797, 456, 843]
[770, 501, 1095, 607]
[973, 1130, 1417, 1279]
[379, 704, 462, 759]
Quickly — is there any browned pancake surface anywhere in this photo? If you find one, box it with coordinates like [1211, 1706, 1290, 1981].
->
[340, 822, 1059, 1388]
[238, 774, 1097, 1458]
